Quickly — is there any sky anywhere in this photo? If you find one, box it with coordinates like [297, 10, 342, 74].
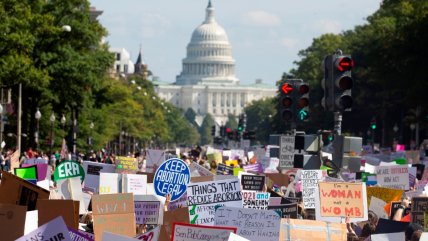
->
[90, 0, 382, 86]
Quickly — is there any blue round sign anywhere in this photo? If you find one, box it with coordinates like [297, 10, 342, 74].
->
[154, 158, 190, 201]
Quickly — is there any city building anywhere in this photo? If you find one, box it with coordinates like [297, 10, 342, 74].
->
[109, 48, 135, 76]
[154, 1, 276, 125]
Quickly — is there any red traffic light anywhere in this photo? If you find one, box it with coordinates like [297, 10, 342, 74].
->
[281, 83, 293, 94]
[336, 57, 354, 72]
[226, 127, 232, 133]
[299, 84, 309, 94]
[282, 97, 293, 108]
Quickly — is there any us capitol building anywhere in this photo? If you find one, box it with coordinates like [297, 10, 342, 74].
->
[154, 1, 276, 125]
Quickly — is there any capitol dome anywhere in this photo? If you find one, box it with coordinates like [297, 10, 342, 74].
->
[176, 0, 239, 86]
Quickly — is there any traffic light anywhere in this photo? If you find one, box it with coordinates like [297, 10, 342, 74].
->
[370, 117, 377, 130]
[237, 114, 246, 133]
[322, 51, 354, 112]
[297, 83, 309, 122]
[279, 82, 295, 122]
[220, 126, 226, 137]
[226, 127, 233, 139]
[243, 131, 256, 140]
[211, 125, 216, 136]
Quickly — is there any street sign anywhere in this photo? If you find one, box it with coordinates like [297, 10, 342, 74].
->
[279, 135, 295, 168]
[54, 160, 85, 182]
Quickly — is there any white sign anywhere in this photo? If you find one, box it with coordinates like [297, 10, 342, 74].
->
[228, 233, 250, 241]
[99, 173, 121, 194]
[215, 206, 281, 241]
[301, 170, 324, 209]
[135, 226, 160, 241]
[369, 196, 388, 219]
[279, 135, 295, 168]
[102, 232, 139, 241]
[171, 223, 236, 241]
[134, 195, 164, 225]
[371, 232, 405, 241]
[146, 150, 165, 173]
[242, 191, 270, 210]
[186, 179, 242, 225]
[375, 166, 409, 190]
[16, 216, 72, 241]
[189, 162, 214, 177]
[83, 161, 116, 193]
[123, 174, 147, 195]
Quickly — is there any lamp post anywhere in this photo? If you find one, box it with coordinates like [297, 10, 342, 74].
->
[89, 122, 94, 148]
[35, 108, 41, 151]
[0, 103, 3, 151]
[49, 113, 55, 155]
[61, 114, 66, 133]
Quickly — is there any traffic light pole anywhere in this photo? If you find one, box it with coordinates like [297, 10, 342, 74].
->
[334, 112, 342, 135]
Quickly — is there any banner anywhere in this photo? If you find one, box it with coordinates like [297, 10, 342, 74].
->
[154, 158, 190, 201]
[316, 182, 368, 223]
[241, 175, 265, 191]
[116, 156, 138, 173]
[215, 207, 281, 241]
[15, 216, 72, 241]
[300, 170, 324, 209]
[171, 222, 236, 241]
[186, 179, 242, 225]
[268, 203, 298, 218]
[83, 161, 116, 193]
[92, 193, 136, 241]
[375, 166, 409, 190]
[242, 191, 270, 209]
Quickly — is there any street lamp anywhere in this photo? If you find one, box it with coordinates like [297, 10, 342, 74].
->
[35, 108, 42, 150]
[49, 113, 55, 155]
[89, 122, 94, 147]
[0, 103, 3, 151]
[61, 114, 66, 131]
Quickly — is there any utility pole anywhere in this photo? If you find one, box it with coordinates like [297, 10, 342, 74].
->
[17, 84, 22, 154]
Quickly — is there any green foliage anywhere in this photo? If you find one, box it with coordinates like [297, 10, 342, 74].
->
[225, 114, 238, 129]
[244, 98, 276, 144]
[199, 113, 215, 145]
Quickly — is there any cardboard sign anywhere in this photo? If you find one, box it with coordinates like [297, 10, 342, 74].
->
[280, 219, 347, 241]
[375, 166, 409, 190]
[316, 182, 368, 223]
[171, 222, 236, 241]
[217, 163, 234, 175]
[279, 135, 295, 168]
[241, 175, 265, 191]
[411, 197, 428, 227]
[83, 161, 116, 193]
[187, 179, 242, 225]
[16, 216, 72, 241]
[116, 156, 138, 173]
[134, 195, 164, 225]
[0, 204, 27, 241]
[68, 227, 94, 241]
[366, 186, 403, 207]
[154, 158, 190, 201]
[215, 206, 281, 241]
[37, 199, 79, 229]
[228, 233, 250, 241]
[0, 171, 50, 211]
[146, 150, 165, 173]
[54, 161, 85, 182]
[92, 193, 136, 241]
[159, 208, 189, 241]
[268, 203, 298, 218]
[242, 191, 270, 210]
[301, 170, 324, 209]
[135, 226, 160, 241]
[265, 173, 290, 189]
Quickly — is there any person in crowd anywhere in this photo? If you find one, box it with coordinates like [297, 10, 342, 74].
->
[406, 223, 423, 241]
[393, 197, 411, 222]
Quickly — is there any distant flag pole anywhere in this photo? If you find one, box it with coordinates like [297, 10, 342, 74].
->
[60, 138, 68, 160]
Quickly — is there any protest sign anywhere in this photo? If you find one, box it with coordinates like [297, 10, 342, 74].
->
[171, 222, 237, 241]
[123, 174, 148, 195]
[268, 203, 298, 218]
[187, 179, 242, 225]
[375, 166, 409, 190]
[0, 171, 50, 211]
[243, 163, 263, 173]
[226, 160, 239, 167]
[16, 216, 72, 241]
[316, 182, 368, 223]
[159, 208, 190, 241]
[24, 158, 48, 165]
[146, 150, 165, 173]
[168, 193, 188, 211]
[265, 173, 290, 189]
[389, 201, 411, 219]
[215, 206, 281, 241]
[54, 161, 85, 182]
[116, 156, 139, 173]
[0, 204, 27, 241]
[55, 176, 87, 214]
[135, 226, 160, 241]
[411, 197, 428, 227]
[279, 135, 295, 168]
[375, 218, 410, 234]
[189, 162, 214, 177]
[280, 218, 347, 241]
[368, 196, 388, 219]
[228, 233, 250, 241]
[92, 193, 136, 241]
[366, 186, 403, 207]
[134, 195, 164, 225]
[207, 152, 223, 165]
[300, 170, 324, 209]
[371, 232, 405, 241]
[22, 164, 49, 181]
[102, 232, 139, 241]
[241, 175, 265, 191]
[217, 163, 234, 175]
[242, 191, 270, 209]
[68, 227, 94, 241]
[83, 161, 116, 193]
[154, 158, 190, 201]
[14, 165, 38, 182]
[99, 173, 121, 194]
[24, 210, 38, 235]
[37, 199, 79, 229]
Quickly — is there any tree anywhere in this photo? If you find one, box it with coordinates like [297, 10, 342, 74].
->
[225, 114, 238, 130]
[184, 108, 199, 128]
[244, 98, 276, 144]
[199, 114, 215, 145]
